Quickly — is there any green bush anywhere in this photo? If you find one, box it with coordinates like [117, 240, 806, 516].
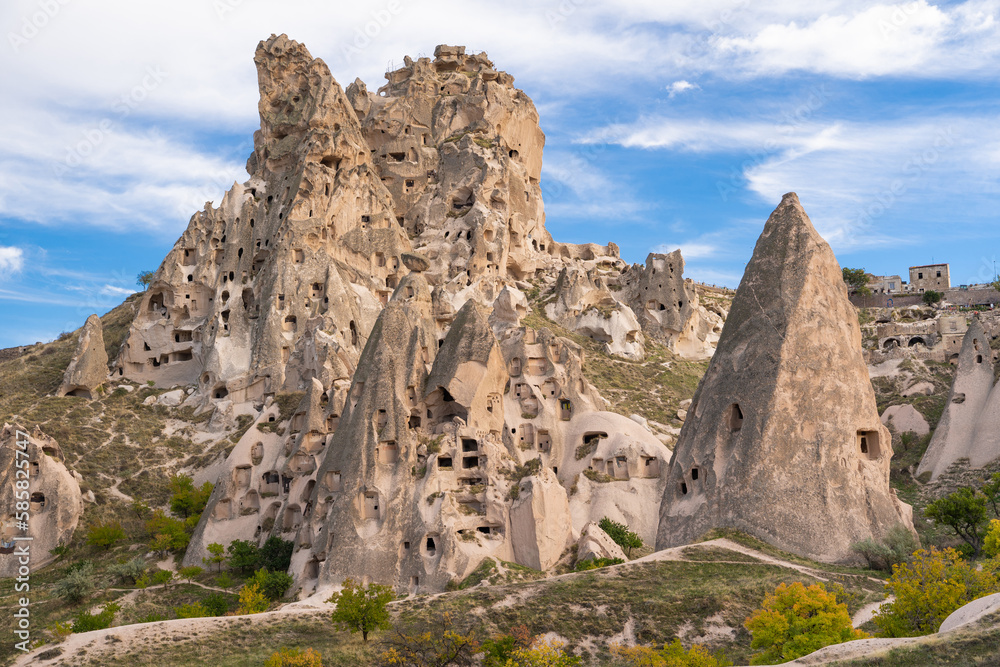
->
[107, 556, 146, 585]
[72, 602, 120, 633]
[264, 647, 325, 667]
[328, 578, 394, 643]
[227, 539, 261, 573]
[201, 592, 230, 616]
[745, 582, 867, 664]
[146, 510, 191, 553]
[53, 562, 98, 603]
[925, 488, 989, 556]
[215, 572, 234, 589]
[86, 521, 126, 550]
[598, 517, 643, 558]
[922, 290, 943, 305]
[179, 565, 203, 583]
[851, 523, 919, 571]
[250, 568, 295, 601]
[612, 639, 734, 666]
[574, 557, 624, 572]
[259, 536, 294, 572]
[174, 602, 209, 619]
[169, 474, 213, 519]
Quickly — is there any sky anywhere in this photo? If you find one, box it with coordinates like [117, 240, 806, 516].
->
[2, 0, 1000, 348]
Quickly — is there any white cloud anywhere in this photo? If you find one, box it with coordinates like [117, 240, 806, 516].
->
[667, 80, 700, 98]
[0, 246, 25, 275]
[100, 284, 138, 297]
[541, 150, 650, 221]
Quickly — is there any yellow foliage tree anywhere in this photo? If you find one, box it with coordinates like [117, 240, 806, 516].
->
[612, 639, 733, 666]
[983, 520, 1000, 558]
[236, 581, 270, 615]
[744, 582, 867, 665]
[873, 548, 1000, 637]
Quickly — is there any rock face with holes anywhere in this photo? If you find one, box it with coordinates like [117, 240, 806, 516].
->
[0, 425, 83, 576]
[917, 319, 997, 480]
[545, 267, 644, 360]
[56, 315, 108, 400]
[146, 35, 683, 593]
[656, 193, 914, 563]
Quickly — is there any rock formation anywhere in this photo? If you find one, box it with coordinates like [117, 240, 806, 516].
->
[917, 319, 999, 480]
[656, 193, 914, 563]
[56, 314, 108, 399]
[179, 36, 678, 593]
[0, 425, 83, 576]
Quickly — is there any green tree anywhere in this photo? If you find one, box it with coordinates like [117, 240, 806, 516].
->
[922, 290, 943, 305]
[72, 601, 120, 633]
[744, 582, 867, 665]
[851, 523, 919, 571]
[169, 475, 213, 519]
[842, 267, 872, 296]
[249, 568, 294, 601]
[53, 563, 98, 603]
[201, 592, 230, 616]
[151, 569, 174, 588]
[86, 521, 126, 550]
[873, 548, 1000, 637]
[925, 487, 989, 556]
[259, 536, 294, 572]
[146, 510, 191, 552]
[227, 539, 261, 573]
[203, 542, 226, 572]
[598, 517, 643, 558]
[107, 556, 146, 585]
[136, 271, 156, 289]
[179, 565, 203, 583]
[328, 578, 394, 643]
[980, 472, 1000, 517]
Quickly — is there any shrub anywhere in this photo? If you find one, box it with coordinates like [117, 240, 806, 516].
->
[151, 569, 173, 588]
[505, 639, 581, 666]
[49, 621, 73, 642]
[174, 602, 209, 619]
[169, 474, 214, 519]
[179, 565, 203, 583]
[107, 556, 146, 585]
[202, 592, 230, 616]
[482, 626, 532, 666]
[250, 568, 295, 601]
[984, 520, 1000, 558]
[264, 647, 325, 667]
[137, 612, 167, 623]
[574, 557, 624, 572]
[259, 536, 294, 572]
[744, 582, 867, 664]
[146, 510, 191, 553]
[873, 547, 1000, 637]
[378, 613, 478, 664]
[598, 517, 643, 558]
[227, 539, 261, 573]
[328, 578, 393, 643]
[53, 562, 98, 603]
[850, 523, 919, 571]
[922, 290, 943, 305]
[72, 601, 120, 633]
[925, 488, 989, 556]
[86, 521, 126, 550]
[612, 639, 734, 666]
[237, 582, 270, 615]
[215, 572, 234, 589]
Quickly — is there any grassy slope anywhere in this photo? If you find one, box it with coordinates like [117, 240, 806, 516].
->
[18, 540, 886, 667]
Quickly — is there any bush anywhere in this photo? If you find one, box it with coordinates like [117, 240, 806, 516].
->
[482, 626, 532, 666]
[873, 547, 1000, 637]
[86, 521, 126, 550]
[237, 582, 270, 615]
[925, 488, 989, 556]
[107, 556, 147, 585]
[851, 523, 918, 571]
[146, 510, 191, 553]
[137, 612, 167, 623]
[378, 613, 478, 664]
[53, 562, 98, 603]
[922, 290, 943, 305]
[151, 569, 173, 588]
[984, 520, 1000, 558]
[612, 639, 734, 666]
[202, 592, 230, 616]
[227, 539, 261, 573]
[250, 568, 295, 601]
[169, 474, 214, 519]
[504, 639, 581, 666]
[179, 565, 203, 583]
[215, 572, 234, 589]
[72, 601, 120, 633]
[598, 517, 643, 558]
[574, 557, 624, 572]
[264, 647, 325, 667]
[259, 536, 295, 572]
[744, 582, 867, 664]
[328, 578, 394, 643]
[174, 602, 209, 619]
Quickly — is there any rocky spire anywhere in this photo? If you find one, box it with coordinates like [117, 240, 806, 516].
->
[656, 193, 914, 562]
[917, 318, 996, 480]
[56, 314, 108, 399]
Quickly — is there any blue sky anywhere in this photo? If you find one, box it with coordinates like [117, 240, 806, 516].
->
[2, 0, 1000, 348]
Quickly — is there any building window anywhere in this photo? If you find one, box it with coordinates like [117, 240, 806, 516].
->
[918, 272, 923, 279]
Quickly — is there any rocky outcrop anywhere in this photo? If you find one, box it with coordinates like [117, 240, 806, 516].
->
[545, 268, 644, 359]
[56, 314, 108, 399]
[656, 193, 914, 563]
[917, 319, 1000, 480]
[0, 425, 83, 576]
[576, 521, 626, 564]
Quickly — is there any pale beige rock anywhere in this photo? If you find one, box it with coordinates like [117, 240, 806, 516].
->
[510, 468, 571, 570]
[656, 193, 914, 563]
[902, 381, 935, 397]
[880, 405, 929, 437]
[0, 425, 83, 576]
[576, 521, 626, 564]
[56, 314, 108, 399]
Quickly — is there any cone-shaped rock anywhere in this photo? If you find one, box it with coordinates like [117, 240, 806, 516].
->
[656, 193, 914, 562]
[918, 319, 996, 480]
[56, 314, 108, 399]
